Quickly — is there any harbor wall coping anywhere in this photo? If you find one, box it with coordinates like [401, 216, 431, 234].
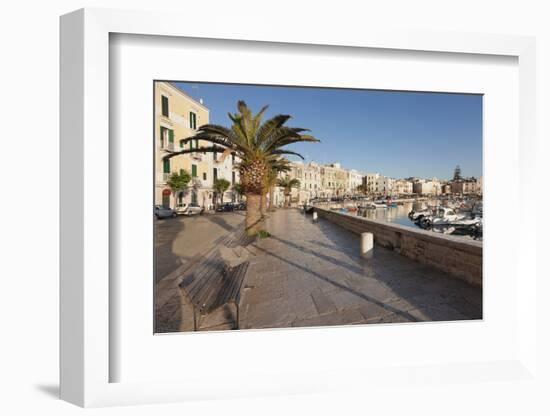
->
[314, 207, 482, 286]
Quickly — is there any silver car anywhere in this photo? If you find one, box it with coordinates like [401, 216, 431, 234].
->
[154, 205, 177, 219]
[175, 202, 204, 216]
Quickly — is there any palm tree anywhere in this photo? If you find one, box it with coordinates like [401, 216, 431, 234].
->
[276, 176, 301, 207]
[264, 158, 291, 213]
[163, 101, 319, 235]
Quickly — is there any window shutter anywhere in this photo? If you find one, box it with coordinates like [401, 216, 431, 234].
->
[168, 129, 174, 143]
[163, 159, 170, 173]
[192, 164, 197, 177]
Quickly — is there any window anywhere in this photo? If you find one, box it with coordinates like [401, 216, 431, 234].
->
[232, 171, 235, 185]
[231, 153, 235, 164]
[213, 168, 218, 181]
[195, 139, 199, 149]
[191, 164, 197, 177]
[161, 95, 169, 117]
[203, 172, 207, 181]
[163, 159, 170, 174]
[160, 126, 166, 147]
[179, 139, 185, 149]
[160, 127, 173, 148]
[189, 112, 197, 129]
[213, 151, 217, 161]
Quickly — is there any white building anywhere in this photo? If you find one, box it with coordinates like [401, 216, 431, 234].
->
[393, 179, 413, 195]
[363, 173, 380, 194]
[210, 149, 240, 204]
[347, 169, 364, 194]
[363, 173, 393, 195]
[413, 179, 441, 195]
[476, 176, 483, 194]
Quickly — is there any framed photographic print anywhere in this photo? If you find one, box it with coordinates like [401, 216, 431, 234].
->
[60, 7, 538, 408]
[152, 80, 483, 334]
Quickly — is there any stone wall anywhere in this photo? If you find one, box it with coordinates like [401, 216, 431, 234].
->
[314, 207, 482, 286]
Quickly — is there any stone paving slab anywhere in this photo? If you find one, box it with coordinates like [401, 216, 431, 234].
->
[239, 209, 482, 330]
[155, 209, 482, 332]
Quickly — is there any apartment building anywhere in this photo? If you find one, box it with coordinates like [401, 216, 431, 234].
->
[393, 179, 413, 195]
[155, 82, 239, 208]
[413, 179, 441, 195]
[451, 179, 478, 195]
[321, 163, 349, 197]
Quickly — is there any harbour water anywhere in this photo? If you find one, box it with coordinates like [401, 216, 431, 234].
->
[311, 198, 482, 240]
[355, 200, 440, 228]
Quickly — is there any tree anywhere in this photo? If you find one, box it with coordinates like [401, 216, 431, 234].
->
[264, 158, 291, 213]
[166, 170, 191, 208]
[163, 101, 319, 235]
[233, 182, 245, 201]
[356, 184, 367, 195]
[453, 165, 462, 181]
[276, 176, 301, 207]
[213, 178, 230, 205]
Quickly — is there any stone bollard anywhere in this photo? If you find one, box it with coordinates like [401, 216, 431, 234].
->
[312, 212, 318, 222]
[360, 232, 373, 257]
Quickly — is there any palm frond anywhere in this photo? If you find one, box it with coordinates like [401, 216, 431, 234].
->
[269, 149, 306, 160]
[162, 145, 227, 160]
[255, 114, 292, 147]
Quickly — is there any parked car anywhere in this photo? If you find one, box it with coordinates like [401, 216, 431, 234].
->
[215, 202, 235, 212]
[175, 202, 204, 215]
[234, 201, 246, 211]
[154, 205, 177, 219]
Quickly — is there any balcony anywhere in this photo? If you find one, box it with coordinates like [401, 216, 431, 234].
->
[191, 152, 203, 161]
[162, 142, 176, 152]
[157, 173, 171, 183]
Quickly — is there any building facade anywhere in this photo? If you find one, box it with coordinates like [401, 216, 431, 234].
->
[413, 180, 441, 195]
[155, 82, 239, 209]
[321, 163, 349, 197]
[393, 179, 413, 195]
[451, 179, 477, 195]
[347, 169, 364, 195]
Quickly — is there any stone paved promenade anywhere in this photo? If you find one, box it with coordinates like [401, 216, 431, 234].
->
[155, 209, 482, 332]
[239, 209, 482, 329]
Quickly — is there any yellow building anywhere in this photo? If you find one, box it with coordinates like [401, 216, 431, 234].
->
[155, 82, 211, 208]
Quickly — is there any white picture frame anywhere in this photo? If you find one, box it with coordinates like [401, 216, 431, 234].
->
[60, 8, 537, 408]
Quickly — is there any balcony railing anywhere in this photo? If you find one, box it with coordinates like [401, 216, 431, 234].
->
[162, 142, 176, 152]
[157, 173, 171, 183]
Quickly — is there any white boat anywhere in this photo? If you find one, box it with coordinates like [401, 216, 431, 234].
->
[408, 209, 432, 221]
[420, 207, 482, 232]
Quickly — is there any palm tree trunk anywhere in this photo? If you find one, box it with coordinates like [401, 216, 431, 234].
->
[260, 193, 266, 218]
[269, 186, 275, 211]
[245, 193, 262, 236]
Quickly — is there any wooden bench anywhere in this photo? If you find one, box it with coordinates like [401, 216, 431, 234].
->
[178, 226, 253, 330]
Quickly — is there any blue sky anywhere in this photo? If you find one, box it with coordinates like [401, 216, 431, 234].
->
[171, 81, 482, 180]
